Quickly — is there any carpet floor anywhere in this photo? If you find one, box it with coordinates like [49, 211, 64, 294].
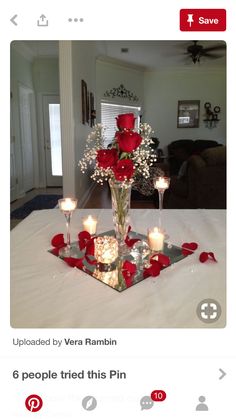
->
[11, 194, 62, 220]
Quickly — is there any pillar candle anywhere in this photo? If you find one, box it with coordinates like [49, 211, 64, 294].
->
[82, 215, 98, 235]
[148, 227, 164, 251]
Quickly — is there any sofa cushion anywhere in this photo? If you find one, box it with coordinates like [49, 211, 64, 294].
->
[193, 139, 220, 154]
[168, 139, 194, 154]
[201, 146, 226, 166]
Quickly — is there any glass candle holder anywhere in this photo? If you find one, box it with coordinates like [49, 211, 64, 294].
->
[154, 176, 170, 230]
[154, 176, 170, 209]
[82, 215, 98, 235]
[94, 236, 118, 272]
[147, 227, 164, 252]
[58, 197, 78, 257]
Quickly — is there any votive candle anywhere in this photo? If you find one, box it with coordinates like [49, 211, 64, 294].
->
[94, 236, 118, 264]
[148, 227, 164, 251]
[154, 177, 170, 190]
[59, 197, 77, 212]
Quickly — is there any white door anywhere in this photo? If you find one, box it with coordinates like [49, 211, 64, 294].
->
[43, 95, 62, 187]
[19, 85, 35, 192]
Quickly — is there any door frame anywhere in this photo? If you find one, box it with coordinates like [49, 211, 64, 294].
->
[18, 83, 39, 193]
[10, 96, 17, 202]
[42, 94, 62, 187]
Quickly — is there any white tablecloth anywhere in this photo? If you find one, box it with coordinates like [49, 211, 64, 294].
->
[11, 209, 226, 328]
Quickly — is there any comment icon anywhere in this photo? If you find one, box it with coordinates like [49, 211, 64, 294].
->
[140, 395, 154, 410]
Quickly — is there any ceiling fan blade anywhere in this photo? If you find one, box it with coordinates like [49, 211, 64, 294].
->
[203, 44, 226, 53]
[201, 52, 225, 58]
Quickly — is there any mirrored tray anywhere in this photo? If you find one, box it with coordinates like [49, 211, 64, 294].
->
[49, 230, 188, 292]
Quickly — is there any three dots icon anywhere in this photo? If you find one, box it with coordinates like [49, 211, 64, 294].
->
[68, 18, 84, 23]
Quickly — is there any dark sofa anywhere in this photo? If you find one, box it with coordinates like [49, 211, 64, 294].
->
[167, 146, 226, 209]
[168, 139, 222, 175]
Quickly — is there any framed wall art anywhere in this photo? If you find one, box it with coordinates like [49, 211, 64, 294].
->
[177, 100, 200, 128]
[81, 79, 87, 125]
[89, 92, 96, 127]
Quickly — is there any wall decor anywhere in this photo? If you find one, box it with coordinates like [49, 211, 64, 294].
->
[86, 90, 90, 124]
[177, 100, 200, 128]
[90, 92, 96, 127]
[203, 102, 220, 128]
[104, 84, 139, 102]
[81, 80, 88, 125]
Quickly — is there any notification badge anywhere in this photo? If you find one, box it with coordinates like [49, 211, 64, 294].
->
[180, 9, 226, 31]
[25, 395, 43, 412]
[151, 390, 167, 402]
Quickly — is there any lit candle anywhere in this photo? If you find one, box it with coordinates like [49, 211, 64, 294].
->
[154, 177, 169, 190]
[82, 215, 98, 235]
[59, 197, 77, 212]
[95, 236, 118, 264]
[148, 227, 164, 251]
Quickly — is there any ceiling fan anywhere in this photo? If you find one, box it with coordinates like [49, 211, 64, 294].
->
[186, 41, 226, 64]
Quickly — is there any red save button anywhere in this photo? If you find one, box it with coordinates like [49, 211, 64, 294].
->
[180, 9, 226, 31]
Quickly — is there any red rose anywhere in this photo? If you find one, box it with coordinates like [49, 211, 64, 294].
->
[97, 149, 118, 169]
[116, 113, 136, 130]
[113, 159, 134, 181]
[116, 131, 142, 153]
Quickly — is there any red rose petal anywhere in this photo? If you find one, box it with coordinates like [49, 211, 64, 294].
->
[149, 260, 161, 276]
[125, 237, 141, 248]
[208, 252, 217, 262]
[64, 257, 84, 268]
[123, 273, 133, 288]
[199, 251, 217, 263]
[182, 242, 198, 255]
[122, 260, 137, 287]
[85, 254, 97, 266]
[85, 237, 95, 256]
[51, 247, 60, 256]
[122, 260, 137, 274]
[127, 225, 132, 234]
[199, 252, 208, 263]
[151, 253, 170, 267]
[78, 230, 91, 250]
[144, 260, 161, 278]
[51, 233, 65, 248]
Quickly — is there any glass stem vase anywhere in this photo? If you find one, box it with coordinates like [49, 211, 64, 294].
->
[59, 212, 72, 257]
[65, 213, 71, 250]
[158, 189, 165, 228]
[109, 179, 132, 254]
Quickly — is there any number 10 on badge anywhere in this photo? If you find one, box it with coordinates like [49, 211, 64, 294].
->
[151, 390, 167, 402]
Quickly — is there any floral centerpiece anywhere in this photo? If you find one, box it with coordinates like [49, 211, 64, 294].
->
[79, 113, 157, 252]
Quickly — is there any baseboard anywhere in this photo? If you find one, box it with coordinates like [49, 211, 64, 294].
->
[79, 182, 97, 208]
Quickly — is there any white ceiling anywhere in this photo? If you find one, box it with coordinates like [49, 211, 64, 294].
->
[97, 40, 226, 70]
[20, 40, 59, 58]
[19, 40, 226, 70]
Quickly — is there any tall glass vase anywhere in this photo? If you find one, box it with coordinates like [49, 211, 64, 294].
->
[109, 179, 132, 255]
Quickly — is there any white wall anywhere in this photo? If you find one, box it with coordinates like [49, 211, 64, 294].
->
[96, 59, 144, 122]
[32, 57, 59, 187]
[11, 45, 60, 197]
[59, 41, 98, 203]
[10, 46, 35, 198]
[72, 41, 98, 203]
[143, 67, 226, 152]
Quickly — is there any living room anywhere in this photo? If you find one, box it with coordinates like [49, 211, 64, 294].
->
[10, 40, 226, 329]
[10, 40, 226, 216]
